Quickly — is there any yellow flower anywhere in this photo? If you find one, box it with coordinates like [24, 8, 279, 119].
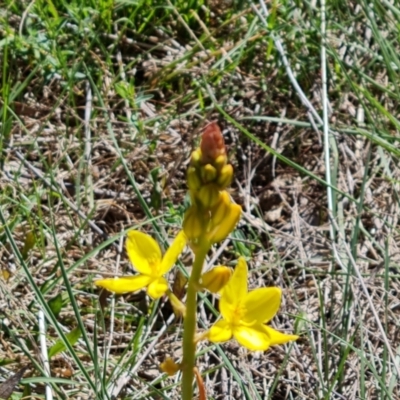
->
[95, 230, 187, 299]
[208, 258, 298, 351]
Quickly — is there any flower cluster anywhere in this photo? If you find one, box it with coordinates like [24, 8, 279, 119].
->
[95, 121, 298, 400]
[183, 122, 241, 247]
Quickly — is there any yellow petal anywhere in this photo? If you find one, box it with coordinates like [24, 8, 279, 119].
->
[200, 266, 232, 293]
[219, 257, 248, 320]
[233, 324, 270, 351]
[208, 320, 233, 343]
[263, 325, 299, 346]
[95, 275, 151, 294]
[159, 230, 187, 275]
[126, 231, 162, 275]
[147, 277, 169, 299]
[242, 287, 281, 324]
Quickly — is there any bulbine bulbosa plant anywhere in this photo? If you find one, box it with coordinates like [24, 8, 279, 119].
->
[96, 122, 298, 399]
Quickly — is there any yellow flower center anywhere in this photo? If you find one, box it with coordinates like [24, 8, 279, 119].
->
[231, 303, 247, 326]
[148, 255, 160, 277]
[229, 302, 257, 327]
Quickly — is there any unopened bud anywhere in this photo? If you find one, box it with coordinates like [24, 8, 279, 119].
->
[201, 266, 232, 293]
[160, 357, 181, 376]
[214, 154, 228, 170]
[211, 191, 230, 227]
[187, 167, 201, 191]
[208, 202, 241, 244]
[200, 122, 226, 164]
[217, 164, 233, 189]
[190, 149, 202, 166]
[172, 270, 188, 301]
[198, 184, 220, 209]
[200, 164, 217, 183]
[183, 206, 207, 240]
[167, 290, 187, 318]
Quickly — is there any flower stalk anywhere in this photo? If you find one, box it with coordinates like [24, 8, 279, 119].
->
[181, 237, 210, 400]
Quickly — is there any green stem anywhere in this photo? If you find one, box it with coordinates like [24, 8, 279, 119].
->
[181, 238, 209, 400]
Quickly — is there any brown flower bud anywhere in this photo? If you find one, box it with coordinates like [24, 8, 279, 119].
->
[200, 122, 226, 164]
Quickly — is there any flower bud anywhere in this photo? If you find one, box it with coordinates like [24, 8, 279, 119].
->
[172, 270, 187, 301]
[200, 266, 232, 293]
[200, 122, 226, 164]
[200, 164, 217, 183]
[208, 202, 241, 244]
[214, 154, 228, 171]
[160, 357, 181, 376]
[210, 191, 230, 228]
[198, 184, 220, 209]
[183, 206, 207, 240]
[167, 291, 187, 318]
[187, 166, 201, 191]
[190, 149, 202, 167]
[217, 164, 233, 189]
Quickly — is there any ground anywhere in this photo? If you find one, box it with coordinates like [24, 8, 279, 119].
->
[0, 1, 399, 399]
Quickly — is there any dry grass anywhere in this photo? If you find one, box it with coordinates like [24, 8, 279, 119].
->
[1, 0, 400, 399]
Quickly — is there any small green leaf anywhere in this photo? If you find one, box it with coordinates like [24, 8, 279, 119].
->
[22, 382, 31, 398]
[46, 0, 59, 20]
[40, 279, 56, 294]
[21, 231, 36, 259]
[48, 327, 82, 359]
[48, 294, 63, 318]
[115, 81, 132, 99]
[232, 230, 251, 257]
[0, 358, 15, 367]
[72, 72, 86, 80]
